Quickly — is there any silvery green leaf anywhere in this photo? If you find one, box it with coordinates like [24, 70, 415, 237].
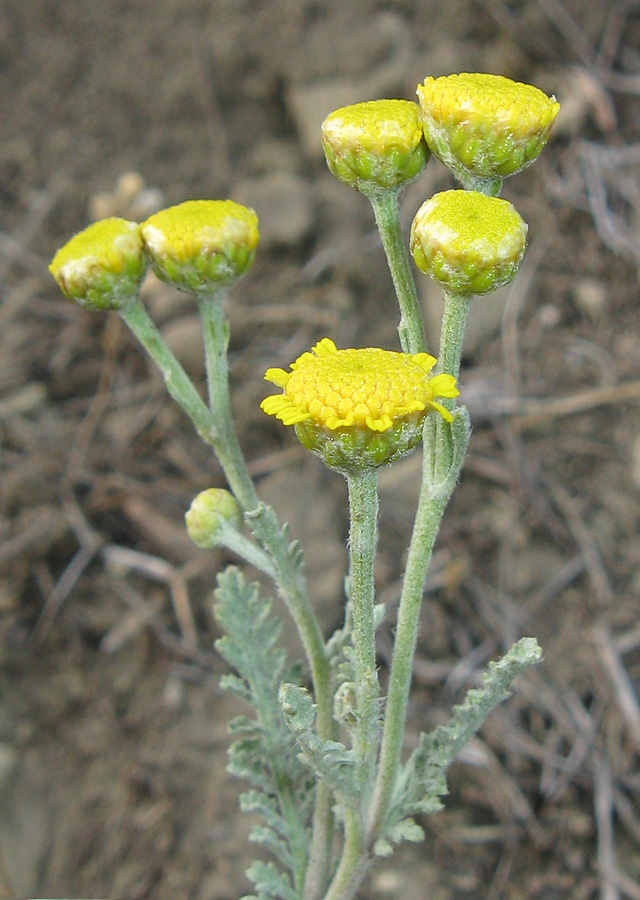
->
[214, 566, 312, 891]
[381, 638, 541, 844]
[279, 682, 360, 803]
[244, 860, 297, 900]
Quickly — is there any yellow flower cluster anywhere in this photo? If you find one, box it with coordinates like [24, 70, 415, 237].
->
[49, 200, 259, 309]
[410, 190, 528, 295]
[49, 218, 146, 311]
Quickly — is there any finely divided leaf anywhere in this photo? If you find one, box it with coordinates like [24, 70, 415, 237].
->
[242, 860, 298, 900]
[214, 566, 312, 896]
[381, 638, 542, 845]
[279, 682, 360, 804]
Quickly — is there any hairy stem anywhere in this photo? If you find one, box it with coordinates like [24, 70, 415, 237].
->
[435, 290, 472, 384]
[368, 190, 427, 355]
[366, 421, 449, 842]
[433, 289, 471, 473]
[120, 298, 218, 445]
[197, 294, 260, 510]
[315, 470, 380, 900]
[346, 468, 380, 798]
[367, 408, 469, 844]
[320, 808, 371, 900]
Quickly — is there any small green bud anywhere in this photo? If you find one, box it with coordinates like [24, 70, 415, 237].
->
[321, 99, 430, 195]
[410, 190, 528, 295]
[140, 199, 259, 294]
[185, 488, 243, 549]
[417, 73, 559, 192]
[49, 218, 146, 311]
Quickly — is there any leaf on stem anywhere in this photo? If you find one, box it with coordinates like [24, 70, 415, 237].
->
[245, 503, 306, 585]
[214, 566, 312, 894]
[279, 682, 360, 804]
[380, 637, 542, 846]
[242, 860, 298, 900]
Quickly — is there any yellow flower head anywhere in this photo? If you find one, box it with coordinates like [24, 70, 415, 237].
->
[261, 338, 458, 471]
[321, 100, 430, 194]
[417, 73, 559, 191]
[49, 218, 146, 311]
[411, 190, 527, 295]
[140, 199, 259, 294]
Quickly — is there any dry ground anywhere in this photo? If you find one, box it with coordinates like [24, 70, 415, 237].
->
[2, 1, 640, 898]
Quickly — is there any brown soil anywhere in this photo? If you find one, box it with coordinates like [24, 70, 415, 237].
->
[2, 1, 640, 898]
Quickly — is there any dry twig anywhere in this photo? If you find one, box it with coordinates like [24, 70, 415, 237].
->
[592, 624, 640, 753]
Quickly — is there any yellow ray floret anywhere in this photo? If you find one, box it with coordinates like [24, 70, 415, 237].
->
[261, 338, 458, 431]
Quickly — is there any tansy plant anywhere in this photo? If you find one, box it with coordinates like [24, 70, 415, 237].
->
[49, 73, 558, 900]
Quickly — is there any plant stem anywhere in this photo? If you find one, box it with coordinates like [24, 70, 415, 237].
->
[120, 298, 218, 445]
[457, 171, 503, 196]
[433, 289, 471, 474]
[366, 416, 458, 844]
[122, 293, 335, 898]
[196, 294, 336, 900]
[215, 524, 278, 579]
[321, 808, 371, 900]
[368, 190, 426, 355]
[435, 290, 472, 384]
[197, 293, 260, 511]
[315, 470, 379, 900]
[346, 468, 380, 797]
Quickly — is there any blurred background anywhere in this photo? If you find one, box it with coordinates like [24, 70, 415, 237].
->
[2, 1, 640, 898]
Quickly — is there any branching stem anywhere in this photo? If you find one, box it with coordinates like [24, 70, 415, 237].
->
[122, 292, 336, 900]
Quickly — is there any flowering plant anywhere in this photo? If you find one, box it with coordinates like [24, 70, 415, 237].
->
[50, 72, 558, 900]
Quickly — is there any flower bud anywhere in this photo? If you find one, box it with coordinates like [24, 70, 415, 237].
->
[49, 218, 146, 311]
[185, 488, 243, 549]
[140, 200, 259, 294]
[417, 73, 559, 192]
[261, 338, 458, 473]
[321, 100, 429, 194]
[410, 190, 527, 295]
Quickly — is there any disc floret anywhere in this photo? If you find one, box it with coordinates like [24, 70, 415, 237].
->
[260, 338, 458, 471]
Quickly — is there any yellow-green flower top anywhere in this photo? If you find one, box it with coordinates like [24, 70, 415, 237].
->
[185, 488, 243, 549]
[417, 73, 559, 189]
[261, 338, 458, 471]
[140, 199, 259, 294]
[321, 99, 430, 194]
[411, 190, 528, 295]
[49, 217, 146, 311]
